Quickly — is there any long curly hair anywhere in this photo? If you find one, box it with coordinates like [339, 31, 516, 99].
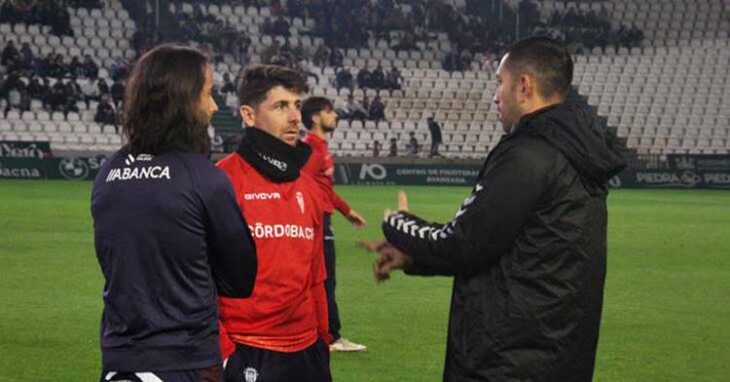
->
[122, 44, 210, 156]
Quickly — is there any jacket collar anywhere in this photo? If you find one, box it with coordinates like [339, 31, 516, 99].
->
[236, 127, 312, 183]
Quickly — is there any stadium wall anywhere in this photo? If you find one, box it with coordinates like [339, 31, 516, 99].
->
[2, 141, 730, 189]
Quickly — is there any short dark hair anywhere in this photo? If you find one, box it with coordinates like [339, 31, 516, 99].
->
[301, 96, 334, 130]
[123, 44, 210, 156]
[237, 65, 309, 108]
[504, 37, 573, 99]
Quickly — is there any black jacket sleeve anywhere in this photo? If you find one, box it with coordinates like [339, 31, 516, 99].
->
[201, 169, 257, 298]
[382, 139, 554, 277]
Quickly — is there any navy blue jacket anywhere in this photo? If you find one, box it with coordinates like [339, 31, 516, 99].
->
[91, 146, 257, 371]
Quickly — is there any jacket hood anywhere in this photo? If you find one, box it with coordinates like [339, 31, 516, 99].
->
[513, 103, 626, 188]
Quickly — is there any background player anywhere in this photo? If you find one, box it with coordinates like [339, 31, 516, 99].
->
[301, 96, 368, 352]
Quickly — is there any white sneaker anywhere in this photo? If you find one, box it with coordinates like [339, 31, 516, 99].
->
[329, 337, 367, 352]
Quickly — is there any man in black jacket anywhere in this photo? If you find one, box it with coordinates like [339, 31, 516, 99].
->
[364, 37, 625, 381]
[91, 44, 257, 382]
[427, 116, 443, 157]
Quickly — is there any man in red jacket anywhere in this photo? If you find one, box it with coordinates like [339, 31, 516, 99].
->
[216, 65, 331, 382]
[301, 96, 368, 352]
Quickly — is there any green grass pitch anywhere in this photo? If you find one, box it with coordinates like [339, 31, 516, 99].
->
[0, 180, 728, 381]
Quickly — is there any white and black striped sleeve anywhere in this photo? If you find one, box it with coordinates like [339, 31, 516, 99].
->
[381, 142, 551, 277]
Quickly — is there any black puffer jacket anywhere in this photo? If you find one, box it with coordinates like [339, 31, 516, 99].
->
[383, 103, 625, 381]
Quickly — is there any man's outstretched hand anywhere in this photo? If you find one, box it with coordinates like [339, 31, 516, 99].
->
[358, 190, 413, 282]
[357, 240, 413, 282]
[345, 209, 367, 229]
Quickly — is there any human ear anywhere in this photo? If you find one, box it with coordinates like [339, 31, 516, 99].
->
[240, 105, 256, 127]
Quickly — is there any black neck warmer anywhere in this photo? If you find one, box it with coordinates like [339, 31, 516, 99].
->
[237, 127, 312, 183]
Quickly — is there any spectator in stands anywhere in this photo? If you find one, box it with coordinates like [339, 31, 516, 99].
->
[372, 140, 381, 157]
[4, 56, 23, 77]
[344, 94, 368, 121]
[81, 77, 100, 109]
[27, 76, 46, 102]
[273, 15, 291, 37]
[460, 49, 473, 71]
[328, 46, 344, 67]
[18, 42, 33, 67]
[221, 73, 236, 95]
[296, 58, 319, 83]
[96, 77, 110, 97]
[392, 31, 417, 51]
[261, 17, 274, 35]
[111, 79, 125, 109]
[427, 116, 443, 157]
[335, 67, 354, 92]
[279, 39, 297, 63]
[82, 55, 99, 79]
[110, 57, 131, 80]
[47, 80, 66, 113]
[35, 52, 52, 77]
[1, 40, 18, 66]
[407, 131, 419, 156]
[61, 79, 81, 117]
[69, 56, 85, 78]
[369, 95, 385, 122]
[261, 39, 281, 65]
[357, 67, 372, 89]
[95, 95, 118, 133]
[231, 32, 252, 65]
[386, 67, 402, 90]
[371, 66, 386, 90]
[49, 54, 67, 79]
[313, 43, 330, 67]
[388, 137, 397, 157]
[442, 51, 462, 72]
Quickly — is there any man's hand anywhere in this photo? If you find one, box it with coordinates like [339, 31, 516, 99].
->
[345, 209, 367, 229]
[358, 240, 413, 282]
[384, 190, 409, 220]
[397, 190, 408, 211]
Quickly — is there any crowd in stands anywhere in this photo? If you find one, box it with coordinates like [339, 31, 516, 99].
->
[173, 4, 254, 64]
[1, 36, 126, 131]
[0, 0, 105, 36]
[531, 1, 644, 51]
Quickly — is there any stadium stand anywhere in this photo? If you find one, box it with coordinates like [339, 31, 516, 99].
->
[1, 0, 728, 162]
[0, 0, 136, 152]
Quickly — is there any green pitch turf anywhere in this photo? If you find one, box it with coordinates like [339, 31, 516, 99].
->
[0, 181, 728, 381]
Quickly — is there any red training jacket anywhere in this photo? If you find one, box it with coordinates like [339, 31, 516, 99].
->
[216, 153, 331, 358]
[301, 133, 351, 216]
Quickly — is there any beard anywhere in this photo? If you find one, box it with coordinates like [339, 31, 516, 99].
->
[322, 123, 336, 133]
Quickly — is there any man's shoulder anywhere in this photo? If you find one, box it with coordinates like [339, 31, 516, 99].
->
[486, 134, 563, 177]
[216, 152, 244, 171]
[501, 132, 559, 158]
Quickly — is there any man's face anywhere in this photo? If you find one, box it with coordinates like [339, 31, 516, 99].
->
[241, 85, 302, 146]
[317, 107, 338, 133]
[198, 65, 218, 125]
[493, 54, 523, 133]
